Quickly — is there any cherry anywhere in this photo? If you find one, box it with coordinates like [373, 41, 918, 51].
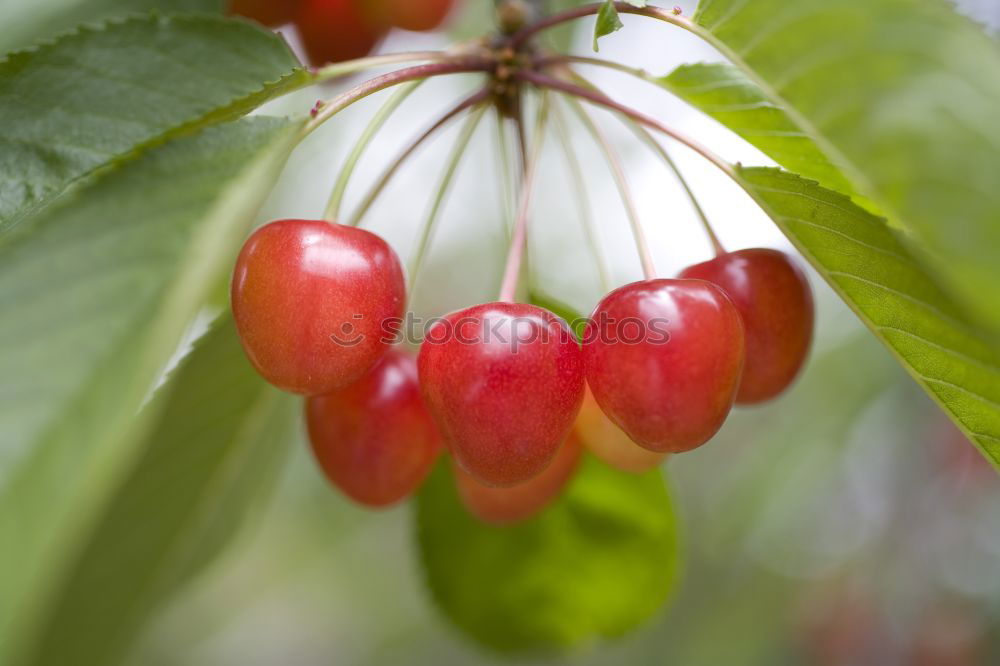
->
[418, 302, 585, 487]
[454, 432, 582, 525]
[378, 0, 456, 32]
[229, 0, 301, 26]
[306, 347, 442, 507]
[576, 385, 667, 473]
[295, 0, 387, 66]
[583, 279, 745, 453]
[231, 219, 405, 395]
[679, 248, 813, 404]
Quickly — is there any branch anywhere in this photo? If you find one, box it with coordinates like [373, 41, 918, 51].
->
[509, 2, 689, 48]
[303, 59, 492, 135]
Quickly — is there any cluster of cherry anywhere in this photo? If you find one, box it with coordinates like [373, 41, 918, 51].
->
[230, 0, 456, 66]
[231, 218, 814, 525]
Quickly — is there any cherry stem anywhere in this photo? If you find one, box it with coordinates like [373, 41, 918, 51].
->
[323, 80, 424, 224]
[513, 103, 530, 175]
[550, 102, 613, 292]
[408, 105, 489, 306]
[509, 2, 690, 49]
[516, 71, 776, 255]
[494, 113, 517, 241]
[626, 117, 726, 255]
[534, 54, 661, 87]
[303, 59, 492, 136]
[510, 95, 532, 290]
[562, 94, 657, 281]
[498, 96, 551, 303]
[348, 87, 492, 227]
[514, 70, 739, 184]
[311, 51, 457, 83]
[565, 70, 726, 255]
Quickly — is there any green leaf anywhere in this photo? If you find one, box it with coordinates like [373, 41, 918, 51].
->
[737, 167, 1000, 469]
[691, 0, 1000, 333]
[0, 0, 224, 54]
[660, 63, 863, 206]
[529, 288, 588, 339]
[591, 0, 649, 51]
[416, 455, 680, 653]
[21, 315, 298, 666]
[593, 0, 624, 51]
[0, 13, 308, 235]
[0, 116, 302, 664]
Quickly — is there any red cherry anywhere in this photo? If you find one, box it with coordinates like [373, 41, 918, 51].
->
[231, 219, 405, 395]
[583, 279, 745, 453]
[295, 0, 387, 66]
[576, 385, 667, 473]
[306, 348, 442, 507]
[679, 248, 814, 404]
[229, 0, 301, 26]
[418, 302, 585, 487]
[379, 0, 456, 32]
[454, 432, 582, 525]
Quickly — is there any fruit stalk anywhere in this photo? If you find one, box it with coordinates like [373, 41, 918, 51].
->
[623, 118, 725, 255]
[350, 87, 493, 226]
[562, 94, 656, 280]
[514, 70, 739, 183]
[551, 102, 612, 291]
[533, 54, 662, 87]
[494, 113, 517, 240]
[498, 96, 551, 303]
[515, 70, 787, 231]
[408, 105, 490, 302]
[541, 62, 726, 255]
[324, 80, 424, 223]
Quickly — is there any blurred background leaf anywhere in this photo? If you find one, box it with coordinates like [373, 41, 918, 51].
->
[21, 315, 298, 666]
[0, 13, 306, 236]
[416, 456, 679, 653]
[0, 117, 300, 665]
[692, 0, 1000, 335]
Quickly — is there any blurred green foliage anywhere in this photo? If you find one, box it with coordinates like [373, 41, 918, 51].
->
[417, 456, 678, 654]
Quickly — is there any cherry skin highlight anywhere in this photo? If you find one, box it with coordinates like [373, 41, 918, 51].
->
[295, 0, 387, 66]
[231, 219, 405, 395]
[679, 248, 814, 404]
[379, 0, 455, 32]
[229, 0, 301, 26]
[576, 385, 667, 473]
[583, 279, 745, 454]
[418, 302, 585, 487]
[306, 348, 442, 507]
[454, 432, 582, 525]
